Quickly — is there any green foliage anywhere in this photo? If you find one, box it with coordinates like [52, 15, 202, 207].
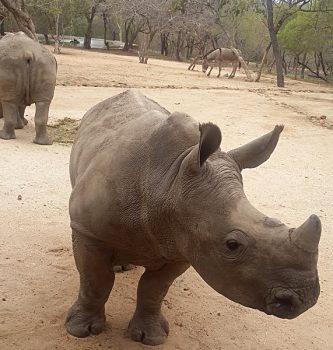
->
[279, 9, 333, 55]
[25, 0, 91, 36]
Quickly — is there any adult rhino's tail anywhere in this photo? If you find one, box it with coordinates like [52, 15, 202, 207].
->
[23, 50, 33, 106]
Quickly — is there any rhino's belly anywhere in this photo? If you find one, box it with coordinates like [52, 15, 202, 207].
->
[70, 219, 167, 268]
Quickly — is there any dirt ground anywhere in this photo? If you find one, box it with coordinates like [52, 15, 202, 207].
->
[1, 47, 333, 350]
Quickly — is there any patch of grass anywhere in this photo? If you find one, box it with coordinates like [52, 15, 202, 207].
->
[47, 117, 80, 144]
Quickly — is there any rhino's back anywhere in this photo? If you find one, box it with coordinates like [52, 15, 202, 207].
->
[0, 32, 56, 103]
[70, 90, 170, 185]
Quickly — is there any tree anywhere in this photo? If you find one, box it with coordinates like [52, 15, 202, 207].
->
[82, 0, 100, 49]
[0, 4, 7, 35]
[267, 0, 284, 87]
[279, 0, 333, 81]
[0, 0, 37, 39]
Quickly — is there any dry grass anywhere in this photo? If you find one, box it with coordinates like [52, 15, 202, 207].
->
[47, 117, 80, 144]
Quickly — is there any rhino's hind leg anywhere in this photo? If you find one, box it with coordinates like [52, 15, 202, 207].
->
[65, 231, 115, 338]
[129, 262, 189, 346]
[33, 101, 52, 145]
[15, 105, 26, 129]
[0, 102, 17, 140]
[19, 105, 28, 126]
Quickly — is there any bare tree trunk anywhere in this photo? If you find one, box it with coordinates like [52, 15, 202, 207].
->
[266, 0, 284, 87]
[0, 0, 37, 40]
[319, 52, 327, 77]
[175, 31, 183, 61]
[0, 16, 5, 35]
[53, 13, 60, 54]
[43, 33, 49, 44]
[294, 55, 299, 79]
[300, 52, 307, 79]
[282, 51, 287, 75]
[123, 18, 140, 51]
[255, 42, 271, 82]
[268, 58, 275, 73]
[123, 19, 133, 51]
[186, 37, 194, 60]
[102, 12, 109, 50]
[160, 32, 169, 56]
[116, 20, 122, 42]
[84, 6, 96, 50]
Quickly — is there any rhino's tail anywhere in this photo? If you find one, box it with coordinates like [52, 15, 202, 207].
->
[23, 50, 33, 106]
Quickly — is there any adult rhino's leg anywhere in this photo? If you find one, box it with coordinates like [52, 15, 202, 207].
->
[0, 103, 3, 118]
[128, 262, 190, 346]
[19, 105, 28, 126]
[65, 230, 115, 338]
[33, 101, 52, 145]
[15, 105, 26, 129]
[0, 102, 17, 140]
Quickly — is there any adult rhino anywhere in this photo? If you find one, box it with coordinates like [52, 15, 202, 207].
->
[66, 90, 321, 346]
[0, 32, 57, 144]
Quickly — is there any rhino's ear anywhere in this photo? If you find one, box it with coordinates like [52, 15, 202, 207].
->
[186, 123, 222, 171]
[228, 125, 284, 170]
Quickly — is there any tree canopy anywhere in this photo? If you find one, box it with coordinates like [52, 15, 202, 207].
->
[0, 0, 332, 83]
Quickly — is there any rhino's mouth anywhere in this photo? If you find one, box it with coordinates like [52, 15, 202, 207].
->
[265, 290, 302, 319]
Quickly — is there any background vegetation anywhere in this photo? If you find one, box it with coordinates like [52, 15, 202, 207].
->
[0, 0, 332, 85]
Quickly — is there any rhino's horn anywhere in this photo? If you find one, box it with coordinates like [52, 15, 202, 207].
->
[290, 215, 321, 253]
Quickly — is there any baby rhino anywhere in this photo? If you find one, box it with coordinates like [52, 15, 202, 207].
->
[0, 32, 57, 144]
[66, 90, 321, 346]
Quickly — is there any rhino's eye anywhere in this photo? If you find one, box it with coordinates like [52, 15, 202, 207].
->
[226, 239, 239, 251]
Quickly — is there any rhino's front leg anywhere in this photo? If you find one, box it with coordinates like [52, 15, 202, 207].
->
[65, 231, 115, 338]
[129, 261, 190, 346]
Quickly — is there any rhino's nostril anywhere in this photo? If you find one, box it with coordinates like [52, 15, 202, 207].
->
[273, 295, 293, 310]
[266, 290, 302, 319]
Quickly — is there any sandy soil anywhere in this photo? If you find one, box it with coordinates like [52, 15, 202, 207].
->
[1, 47, 333, 350]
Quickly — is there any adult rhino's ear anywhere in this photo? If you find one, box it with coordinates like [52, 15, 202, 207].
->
[228, 125, 284, 170]
[186, 123, 222, 171]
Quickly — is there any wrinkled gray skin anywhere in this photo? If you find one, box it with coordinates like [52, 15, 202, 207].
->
[202, 48, 241, 78]
[0, 32, 57, 145]
[66, 90, 321, 346]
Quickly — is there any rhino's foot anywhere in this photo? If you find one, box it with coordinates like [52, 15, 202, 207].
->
[128, 312, 169, 346]
[33, 134, 53, 145]
[113, 264, 135, 273]
[65, 302, 106, 338]
[0, 129, 16, 140]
